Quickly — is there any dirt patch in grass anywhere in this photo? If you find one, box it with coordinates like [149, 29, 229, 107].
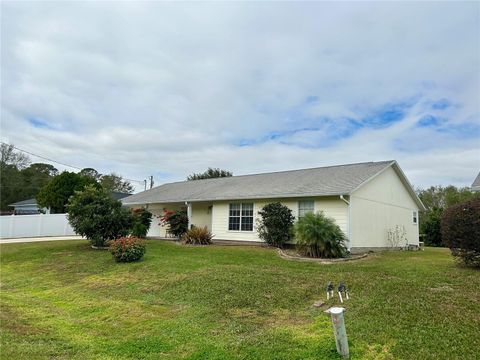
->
[0, 305, 45, 336]
[429, 285, 454, 292]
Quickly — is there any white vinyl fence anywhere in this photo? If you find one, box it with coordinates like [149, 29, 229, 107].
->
[0, 214, 76, 239]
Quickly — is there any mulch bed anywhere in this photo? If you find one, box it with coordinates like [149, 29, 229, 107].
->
[277, 248, 368, 264]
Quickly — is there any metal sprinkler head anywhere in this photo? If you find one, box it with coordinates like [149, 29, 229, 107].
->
[326, 281, 334, 300]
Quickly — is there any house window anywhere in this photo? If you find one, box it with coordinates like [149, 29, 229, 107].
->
[298, 200, 314, 218]
[229, 203, 254, 231]
[412, 211, 418, 224]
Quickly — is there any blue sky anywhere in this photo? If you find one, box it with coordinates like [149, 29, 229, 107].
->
[1, 2, 479, 191]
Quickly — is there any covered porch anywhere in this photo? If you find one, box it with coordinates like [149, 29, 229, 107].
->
[137, 202, 213, 238]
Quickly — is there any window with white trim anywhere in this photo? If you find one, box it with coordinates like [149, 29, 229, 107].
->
[229, 203, 254, 231]
[412, 211, 418, 224]
[298, 200, 314, 218]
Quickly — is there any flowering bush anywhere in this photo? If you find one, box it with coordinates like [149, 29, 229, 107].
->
[182, 226, 213, 245]
[160, 208, 188, 237]
[109, 237, 146, 263]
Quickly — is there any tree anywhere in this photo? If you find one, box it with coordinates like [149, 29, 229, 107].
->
[417, 186, 479, 246]
[19, 163, 58, 201]
[1, 143, 30, 170]
[100, 173, 134, 193]
[79, 168, 101, 181]
[0, 144, 31, 211]
[257, 202, 295, 247]
[67, 185, 133, 247]
[187, 168, 232, 181]
[36, 172, 98, 213]
[421, 207, 443, 246]
[418, 185, 478, 211]
[441, 198, 480, 267]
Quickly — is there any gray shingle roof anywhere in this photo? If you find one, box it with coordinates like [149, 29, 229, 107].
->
[122, 160, 396, 205]
[9, 198, 38, 207]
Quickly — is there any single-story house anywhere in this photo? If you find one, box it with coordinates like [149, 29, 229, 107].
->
[471, 172, 480, 192]
[122, 160, 425, 252]
[8, 198, 50, 215]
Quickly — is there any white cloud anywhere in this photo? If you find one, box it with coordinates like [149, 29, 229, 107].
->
[1, 1, 479, 190]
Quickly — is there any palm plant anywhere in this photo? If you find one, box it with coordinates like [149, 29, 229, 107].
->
[294, 212, 348, 258]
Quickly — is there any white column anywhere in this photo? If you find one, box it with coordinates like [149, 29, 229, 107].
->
[186, 202, 192, 229]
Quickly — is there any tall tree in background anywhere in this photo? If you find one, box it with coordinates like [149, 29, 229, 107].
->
[187, 168, 233, 181]
[79, 168, 101, 181]
[36, 172, 98, 213]
[19, 163, 58, 201]
[0, 144, 31, 210]
[1, 143, 30, 169]
[417, 185, 479, 246]
[100, 173, 134, 193]
[0, 143, 135, 211]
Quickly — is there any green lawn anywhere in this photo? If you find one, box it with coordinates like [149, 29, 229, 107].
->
[1, 241, 478, 360]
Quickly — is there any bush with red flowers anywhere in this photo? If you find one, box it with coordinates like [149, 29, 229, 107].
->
[160, 208, 188, 237]
[109, 237, 146, 263]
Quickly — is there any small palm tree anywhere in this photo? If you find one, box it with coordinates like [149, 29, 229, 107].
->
[294, 212, 348, 258]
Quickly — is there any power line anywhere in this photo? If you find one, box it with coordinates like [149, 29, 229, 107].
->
[1, 142, 146, 185]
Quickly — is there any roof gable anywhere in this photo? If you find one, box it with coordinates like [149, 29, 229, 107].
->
[351, 161, 426, 210]
[472, 172, 480, 190]
[122, 161, 396, 205]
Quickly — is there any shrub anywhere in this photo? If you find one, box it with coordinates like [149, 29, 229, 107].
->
[441, 198, 480, 267]
[421, 207, 443, 246]
[386, 225, 408, 248]
[160, 208, 188, 237]
[109, 237, 146, 262]
[257, 202, 295, 247]
[131, 208, 153, 238]
[294, 212, 348, 258]
[66, 185, 133, 247]
[182, 226, 213, 245]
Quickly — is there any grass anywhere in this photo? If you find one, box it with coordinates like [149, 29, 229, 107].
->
[0, 241, 479, 360]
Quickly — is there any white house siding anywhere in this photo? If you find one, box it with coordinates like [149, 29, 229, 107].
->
[350, 166, 419, 250]
[211, 197, 349, 243]
[190, 202, 212, 231]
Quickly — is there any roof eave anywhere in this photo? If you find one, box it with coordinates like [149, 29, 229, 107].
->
[122, 192, 351, 206]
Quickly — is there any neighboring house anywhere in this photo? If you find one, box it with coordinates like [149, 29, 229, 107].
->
[122, 160, 425, 252]
[8, 199, 50, 215]
[471, 172, 480, 192]
[111, 192, 131, 200]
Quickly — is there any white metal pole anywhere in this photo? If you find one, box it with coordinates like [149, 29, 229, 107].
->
[325, 307, 349, 359]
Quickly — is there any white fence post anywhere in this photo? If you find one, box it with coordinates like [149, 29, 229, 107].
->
[37, 214, 43, 237]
